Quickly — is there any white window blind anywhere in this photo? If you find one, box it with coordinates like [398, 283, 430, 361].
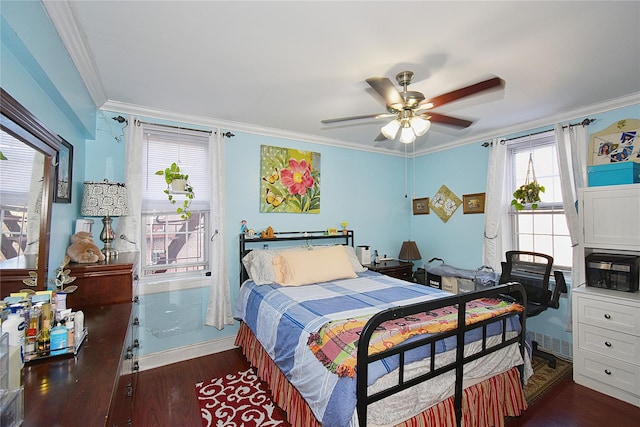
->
[142, 125, 210, 212]
[0, 130, 37, 207]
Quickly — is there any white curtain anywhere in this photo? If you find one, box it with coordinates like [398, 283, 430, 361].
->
[205, 130, 233, 329]
[483, 139, 509, 270]
[554, 123, 588, 331]
[114, 117, 143, 278]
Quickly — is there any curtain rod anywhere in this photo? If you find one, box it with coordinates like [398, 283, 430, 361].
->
[130, 118, 236, 138]
[481, 118, 595, 147]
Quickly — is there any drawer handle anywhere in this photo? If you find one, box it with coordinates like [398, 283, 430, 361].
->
[605, 341, 612, 347]
[604, 313, 611, 320]
[604, 369, 612, 375]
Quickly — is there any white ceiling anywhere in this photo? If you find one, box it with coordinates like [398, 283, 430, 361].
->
[48, 1, 640, 154]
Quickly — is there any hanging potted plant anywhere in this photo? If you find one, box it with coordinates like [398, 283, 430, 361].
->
[511, 153, 545, 210]
[155, 162, 195, 220]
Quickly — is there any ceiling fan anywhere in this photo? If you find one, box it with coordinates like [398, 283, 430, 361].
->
[321, 71, 505, 144]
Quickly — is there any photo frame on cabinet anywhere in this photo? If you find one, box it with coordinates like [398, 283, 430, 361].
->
[54, 137, 73, 203]
[463, 193, 486, 214]
[412, 197, 429, 215]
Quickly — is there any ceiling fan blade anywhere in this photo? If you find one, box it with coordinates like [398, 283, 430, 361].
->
[366, 77, 405, 109]
[419, 77, 505, 110]
[374, 133, 388, 142]
[422, 112, 473, 128]
[321, 113, 394, 124]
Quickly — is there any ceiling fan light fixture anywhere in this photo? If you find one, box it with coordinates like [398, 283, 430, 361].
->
[381, 119, 401, 140]
[399, 126, 416, 144]
[411, 116, 431, 136]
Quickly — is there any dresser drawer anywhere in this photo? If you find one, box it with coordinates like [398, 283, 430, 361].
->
[577, 296, 640, 336]
[578, 324, 640, 364]
[574, 350, 640, 397]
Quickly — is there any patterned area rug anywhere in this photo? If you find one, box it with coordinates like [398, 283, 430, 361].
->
[195, 368, 287, 427]
[523, 355, 573, 404]
[196, 357, 572, 426]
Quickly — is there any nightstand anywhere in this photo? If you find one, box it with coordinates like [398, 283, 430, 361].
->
[366, 260, 414, 282]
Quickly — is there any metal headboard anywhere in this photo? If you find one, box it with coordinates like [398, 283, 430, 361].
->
[239, 230, 354, 286]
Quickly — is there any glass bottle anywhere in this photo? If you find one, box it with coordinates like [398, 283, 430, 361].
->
[37, 325, 50, 356]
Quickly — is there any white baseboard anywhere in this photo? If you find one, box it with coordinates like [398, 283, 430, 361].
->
[137, 335, 237, 372]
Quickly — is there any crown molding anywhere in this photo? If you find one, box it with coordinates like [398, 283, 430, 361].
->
[100, 100, 407, 157]
[42, 0, 107, 107]
[413, 92, 640, 156]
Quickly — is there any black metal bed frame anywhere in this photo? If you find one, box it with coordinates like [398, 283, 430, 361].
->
[239, 230, 354, 285]
[238, 231, 527, 427]
[356, 283, 526, 427]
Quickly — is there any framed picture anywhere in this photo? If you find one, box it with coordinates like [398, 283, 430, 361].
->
[412, 197, 429, 215]
[54, 137, 73, 203]
[463, 193, 486, 214]
[327, 228, 338, 235]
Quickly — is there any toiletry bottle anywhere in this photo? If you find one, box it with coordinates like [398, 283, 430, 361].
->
[65, 314, 75, 348]
[37, 324, 50, 355]
[50, 320, 67, 355]
[2, 308, 25, 348]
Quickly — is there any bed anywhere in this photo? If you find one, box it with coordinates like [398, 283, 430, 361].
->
[234, 231, 530, 427]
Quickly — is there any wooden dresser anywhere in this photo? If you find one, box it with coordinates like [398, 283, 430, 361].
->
[66, 252, 138, 310]
[365, 260, 414, 282]
[21, 253, 140, 426]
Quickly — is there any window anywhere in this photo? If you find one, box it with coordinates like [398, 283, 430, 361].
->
[140, 125, 211, 277]
[507, 132, 572, 269]
[0, 129, 40, 261]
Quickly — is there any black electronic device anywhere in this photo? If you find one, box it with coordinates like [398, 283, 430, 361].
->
[585, 253, 640, 292]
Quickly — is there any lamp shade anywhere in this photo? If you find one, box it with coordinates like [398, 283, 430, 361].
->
[411, 116, 431, 136]
[381, 119, 401, 140]
[81, 180, 129, 217]
[399, 126, 416, 144]
[398, 240, 421, 261]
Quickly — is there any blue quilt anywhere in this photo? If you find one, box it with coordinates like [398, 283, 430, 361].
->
[234, 271, 521, 427]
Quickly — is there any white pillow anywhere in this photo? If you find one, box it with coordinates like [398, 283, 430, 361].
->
[341, 245, 367, 273]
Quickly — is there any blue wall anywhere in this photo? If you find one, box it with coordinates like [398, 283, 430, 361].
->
[1, 2, 94, 274]
[411, 143, 489, 270]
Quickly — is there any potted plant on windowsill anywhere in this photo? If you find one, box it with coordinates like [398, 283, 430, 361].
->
[155, 162, 195, 220]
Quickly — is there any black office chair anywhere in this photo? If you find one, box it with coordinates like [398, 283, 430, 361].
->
[499, 251, 567, 368]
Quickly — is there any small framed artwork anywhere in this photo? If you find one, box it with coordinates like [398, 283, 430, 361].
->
[54, 137, 73, 203]
[463, 193, 486, 214]
[327, 228, 338, 235]
[412, 198, 429, 215]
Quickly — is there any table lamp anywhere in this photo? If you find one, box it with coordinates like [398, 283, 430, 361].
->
[81, 179, 129, 258]
[398, 240, 421, 263]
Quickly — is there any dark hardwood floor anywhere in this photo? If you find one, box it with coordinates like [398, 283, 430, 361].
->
[134, 348, 640, 426]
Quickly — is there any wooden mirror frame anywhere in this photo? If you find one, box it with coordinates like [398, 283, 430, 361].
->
[1, 88, 60, 295]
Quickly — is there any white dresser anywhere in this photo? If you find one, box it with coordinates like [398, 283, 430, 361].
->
[573, 183, 640, 407]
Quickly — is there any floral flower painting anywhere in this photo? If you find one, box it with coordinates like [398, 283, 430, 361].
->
[430, 184, 461, 223]
[260, 145, 321, 213]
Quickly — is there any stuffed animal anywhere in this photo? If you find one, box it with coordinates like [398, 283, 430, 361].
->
[66, 231, 105, 263]
[260, 226, 275, 239]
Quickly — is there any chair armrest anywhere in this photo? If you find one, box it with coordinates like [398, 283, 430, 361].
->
[549, 270, 568, 309]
